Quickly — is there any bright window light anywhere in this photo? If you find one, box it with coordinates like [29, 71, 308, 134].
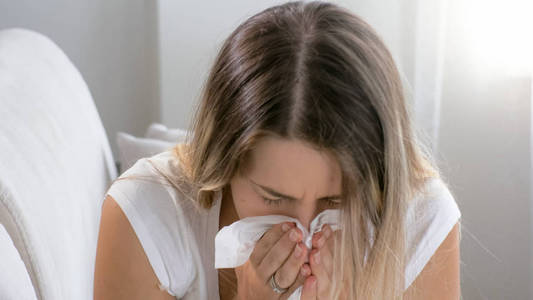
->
[462, 0, 533, 76]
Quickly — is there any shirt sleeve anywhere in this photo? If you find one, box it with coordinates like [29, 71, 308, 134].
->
[404, 177, 462, 290]
[105, 157, 196, 298]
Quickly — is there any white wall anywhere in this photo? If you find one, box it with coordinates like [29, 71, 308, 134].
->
[0, 0, 160, 161]
[158, 0, 286, 128]
[437, 0, 532, 298]
[157, 0, 416, 129]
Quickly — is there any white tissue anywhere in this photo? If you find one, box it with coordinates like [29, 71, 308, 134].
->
[214, 209, 341, 300]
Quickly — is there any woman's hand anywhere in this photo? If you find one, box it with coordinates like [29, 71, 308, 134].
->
[234, 221, 311, 300]
[300, 224, 346, 300]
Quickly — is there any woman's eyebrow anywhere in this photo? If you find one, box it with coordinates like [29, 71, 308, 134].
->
[249, 178, 342, 201]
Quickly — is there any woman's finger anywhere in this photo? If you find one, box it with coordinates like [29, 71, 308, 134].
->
[273, 241, 308, 288]
[249, 222, 295, 268]
[311, 224, 335, 278]
[257, 226, 303, 282]
[309, 247, 331, 298]
[311, 234, 332, 278]
[280, 263, 311, 300]
[300, 275, 317, 300]
[325, 226, 341, 252]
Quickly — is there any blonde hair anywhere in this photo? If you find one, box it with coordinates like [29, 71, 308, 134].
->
[110, 1, 449, 298]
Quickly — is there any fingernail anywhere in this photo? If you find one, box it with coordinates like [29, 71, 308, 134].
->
[323, 226, 331, 238]
[318, 236, 326, 247]
[282, 223, 291, 232]
[310, 277, 317, 288]
[300, 265, 309, 276]
[314, 251, 320, 264]
[294, 243, 302, 258]
[290, 228, 299, 242]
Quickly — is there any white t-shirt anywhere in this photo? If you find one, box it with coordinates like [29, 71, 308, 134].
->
[105, 149, 461, 299]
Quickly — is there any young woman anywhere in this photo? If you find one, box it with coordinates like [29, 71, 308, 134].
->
[94, 1, 461, 299]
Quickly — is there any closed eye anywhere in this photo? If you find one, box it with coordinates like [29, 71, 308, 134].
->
[261, 196, 283, 206]
[323, 198, 341, 207]
[250, 178, 342, 207]
[261, 196, 340, 207]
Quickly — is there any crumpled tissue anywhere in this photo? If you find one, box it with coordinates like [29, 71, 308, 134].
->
[214, 209, 342, 300]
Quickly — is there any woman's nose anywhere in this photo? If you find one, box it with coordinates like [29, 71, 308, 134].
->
[295, 210, 319, 232]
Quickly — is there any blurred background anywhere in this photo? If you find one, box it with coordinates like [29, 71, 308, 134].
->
[0, 0, 531, 299]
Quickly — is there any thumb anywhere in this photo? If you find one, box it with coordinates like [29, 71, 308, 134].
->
[299, 273, 317, 300]
[280, 263, 310, 300]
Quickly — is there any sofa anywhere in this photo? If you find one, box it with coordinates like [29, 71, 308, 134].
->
[0, 28, 117, 300]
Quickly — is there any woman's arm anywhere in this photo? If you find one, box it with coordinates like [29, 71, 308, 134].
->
[404, 222, 461, 299]
[94, 195, 176, 300]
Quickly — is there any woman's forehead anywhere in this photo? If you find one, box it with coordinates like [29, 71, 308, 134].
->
[245, 136, 342, 196]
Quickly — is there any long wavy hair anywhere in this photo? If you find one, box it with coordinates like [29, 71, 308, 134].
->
[112, 1, 444, 299]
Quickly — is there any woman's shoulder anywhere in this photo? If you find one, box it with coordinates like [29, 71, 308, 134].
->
[108, 148, 197, 210]
[406, 177, 461, 222]
[106, 149, 191, 217]
[404, 176, 462, 290]
[104, 149, 200, 298]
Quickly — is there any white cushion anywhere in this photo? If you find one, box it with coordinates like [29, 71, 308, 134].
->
[116, 131, 175, 172]
[145, 122, 189, 142]
[0, 224, 37, 300]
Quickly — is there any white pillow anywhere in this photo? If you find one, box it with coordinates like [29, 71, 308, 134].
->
[145, 123, 189, 143]
[116, 132, 175, 173]
[0, 224, 37, 300]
